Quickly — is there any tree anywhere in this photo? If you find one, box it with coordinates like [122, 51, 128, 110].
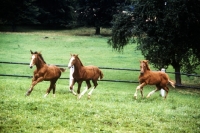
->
[0, 0, 76, 30]
[0, 0, 42, 31]
[0, 0, 26, 31]
[35, 0, 76, 28]
[75, 0, 130, 35]
[108, 0, 200, 85]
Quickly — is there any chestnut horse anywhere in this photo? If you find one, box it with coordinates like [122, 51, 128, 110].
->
[68, 54, 103, 99]
[134, 60, 175, 99]
[25, 50, 65, 97]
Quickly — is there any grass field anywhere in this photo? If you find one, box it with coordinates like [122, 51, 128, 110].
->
[0, 28, 200, 133]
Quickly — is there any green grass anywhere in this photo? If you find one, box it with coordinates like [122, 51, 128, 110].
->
[0, 29, 200, 133]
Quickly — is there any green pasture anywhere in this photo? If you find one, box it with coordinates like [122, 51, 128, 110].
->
[0, 29, 200, 133]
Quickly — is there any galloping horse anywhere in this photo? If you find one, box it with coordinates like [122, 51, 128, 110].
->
[134, 60, 175, 99]
[25, 50, 65, 97]
[68, 54, 103, 99]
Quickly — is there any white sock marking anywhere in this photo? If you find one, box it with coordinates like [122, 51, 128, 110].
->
[88, 87, 95, 96]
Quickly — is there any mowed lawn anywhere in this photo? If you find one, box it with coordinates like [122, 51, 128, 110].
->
[0, 29, 200, 133]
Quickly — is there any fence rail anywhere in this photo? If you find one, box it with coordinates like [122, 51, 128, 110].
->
[0, 74, 139, 83]
[0, 61, 200, 89]
[1, 61, 200, 77]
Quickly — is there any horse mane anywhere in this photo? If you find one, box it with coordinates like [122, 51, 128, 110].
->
[74, 54, 83, 66]
[34, 51, 46, 64]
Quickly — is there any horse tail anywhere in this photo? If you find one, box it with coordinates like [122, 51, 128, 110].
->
[168, 79, 175, 88]
[99, 70, 103, 80]
[59, 68, 66, 72]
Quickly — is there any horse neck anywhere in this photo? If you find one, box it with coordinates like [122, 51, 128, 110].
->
[145, 65, 151, 73]
[144, 69, 150, 74]
[35, 56, 46, 69]
[73, 57, 84, 73]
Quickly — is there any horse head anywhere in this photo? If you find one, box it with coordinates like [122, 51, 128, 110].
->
[68, 54, 77, 68]
[140, 60, 150, 74]
[29, 50, 45, 69]
[30, 50, 37, 68]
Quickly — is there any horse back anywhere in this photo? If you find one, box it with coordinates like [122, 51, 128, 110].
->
[139, 71, 168, 85]
[40, 65, 62, 80]
[82, 65, 102, 80]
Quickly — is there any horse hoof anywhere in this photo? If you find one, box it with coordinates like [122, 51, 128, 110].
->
[77, 97, 81, 100]
[25, 92, 30, 96]
[134, 95, 137, 99]
[77, 95, 81, 100]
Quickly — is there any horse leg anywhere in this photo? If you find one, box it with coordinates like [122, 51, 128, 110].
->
[69, 79, 74, 92]
[69, 79, 77, 96]
[52, 84, 56, 97]
[26, 86, 34, 96]
[77, 81, 83, 99]
[140, 87, 144, 98]
[163, 86, 169, 99]
[88, 80, 98, 99]
[69, 65, 74, 91]
[134, 82, 146, 99]
[44, 80, 56, 97]
[146, 85, 160, 98]
[52, 79, 58, 97]
[25, 77, 43, 96]
[26, 77, 36, 96]
[78, 80, 91, 99]
[44, 87, 50, 97]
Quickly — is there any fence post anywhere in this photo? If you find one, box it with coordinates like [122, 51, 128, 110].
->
[160, 68, 166, 97]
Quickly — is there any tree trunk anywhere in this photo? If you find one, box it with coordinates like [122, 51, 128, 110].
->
[174, 65, 182, 85]
[11, 22, 16, 32]
[95, 26, 100, 35]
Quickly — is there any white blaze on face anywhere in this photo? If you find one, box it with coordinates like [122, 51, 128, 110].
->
[68, 56, 75, 68]
[30, 55, 35, 67]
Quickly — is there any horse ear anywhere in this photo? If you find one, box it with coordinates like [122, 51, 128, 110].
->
[30, 50, 33, 54]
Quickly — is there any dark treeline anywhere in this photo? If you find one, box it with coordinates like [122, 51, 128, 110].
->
[0, 0, 134, 33]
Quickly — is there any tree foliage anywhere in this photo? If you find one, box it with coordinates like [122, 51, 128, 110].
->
[0, 0, 131, 32]
[35, 0, 76, 27]
[0, 0, 76, 29]
[75, 0, 131, 34]
[108, 12, 134, 51]
[109, 0, 200, 84]
[0, 0, 46, 30]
